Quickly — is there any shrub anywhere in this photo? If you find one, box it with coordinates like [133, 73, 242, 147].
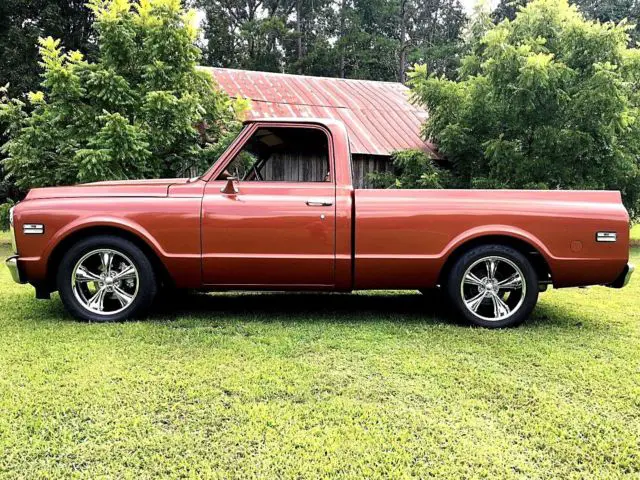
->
[0, 0, 246, 190]
[0, 200, 14, 231]
[409, 0, 640, 218]
[368, 149, 451, 189]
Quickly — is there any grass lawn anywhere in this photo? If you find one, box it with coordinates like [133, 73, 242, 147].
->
[631, 224, 640, 246]
[0, 231, 638, 478]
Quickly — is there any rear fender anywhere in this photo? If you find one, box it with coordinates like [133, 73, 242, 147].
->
[441, 224, 555, 271]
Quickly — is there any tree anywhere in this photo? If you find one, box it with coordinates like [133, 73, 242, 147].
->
[409, 0, 640, 217]
[194, 0, 290, 72]
[402, 0, 467, 81]
[491, 0, 526, 23]
[194, 0, 467, 82]
[0, 0, 95, 98]
[0, 0, 245, 190]
[493, 0, 640, 45]
[194, 0, 342, 76]
[336, 0, 401, 81]
[324, 0, 468, 81]
[0, 0, 96, 204]
[282, 0, 340, 75]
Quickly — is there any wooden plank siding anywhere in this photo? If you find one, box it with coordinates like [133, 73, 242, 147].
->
[263, 152, 330, 182]
[209, 151, 394, 187]
[351, 154, 393, 189]
[263, 153, 393, 187]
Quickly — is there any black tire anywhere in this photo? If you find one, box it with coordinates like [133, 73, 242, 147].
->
[418, 287, 448, 304]
[56, 235, 157, 322]
[446, 245, 538, 328]
[155, 286, 195, 306]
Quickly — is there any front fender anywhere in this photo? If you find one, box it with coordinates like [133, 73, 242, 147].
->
[15, 217, 171, 285]
[42, 216, 168, 264]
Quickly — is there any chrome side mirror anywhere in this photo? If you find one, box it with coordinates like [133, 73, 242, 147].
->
[220, 176, 239, 195]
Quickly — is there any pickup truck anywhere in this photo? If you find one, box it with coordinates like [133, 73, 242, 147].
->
[6, 118, 634, 328]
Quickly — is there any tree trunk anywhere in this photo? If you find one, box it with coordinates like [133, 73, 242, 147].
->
[398, 0, 407, 83]
[340, 0, 347, 78]
[296, 0, 303, 72]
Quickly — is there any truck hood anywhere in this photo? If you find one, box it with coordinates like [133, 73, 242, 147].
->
[25, 178, 193, 200]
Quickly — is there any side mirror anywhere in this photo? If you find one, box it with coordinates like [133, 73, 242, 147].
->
[221, 176, 239, 195]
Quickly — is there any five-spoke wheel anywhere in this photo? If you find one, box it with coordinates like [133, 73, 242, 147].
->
[447, 245, 538, 328]
[460, 255, 526, 322]
[57, 235, 157, 322]
[72, 249, 140, 315]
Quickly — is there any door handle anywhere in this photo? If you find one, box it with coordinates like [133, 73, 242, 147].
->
[306, 199, 333, 207]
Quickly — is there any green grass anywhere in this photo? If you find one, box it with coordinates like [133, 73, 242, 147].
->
[0, 230, 639, 478]
[631, 224, 640, 246]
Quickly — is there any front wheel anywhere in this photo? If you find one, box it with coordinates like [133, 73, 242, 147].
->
[56, 235, 157, 322]
[446, 245, 538, 328]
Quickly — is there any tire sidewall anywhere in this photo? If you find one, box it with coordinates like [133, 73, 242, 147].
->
[447, 245, 539, 328]
[56, 235, 157, 322]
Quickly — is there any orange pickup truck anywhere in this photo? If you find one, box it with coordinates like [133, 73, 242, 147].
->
[6, 118, 633, 327]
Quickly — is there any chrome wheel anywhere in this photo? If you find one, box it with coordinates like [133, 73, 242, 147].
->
[460, 255, 526, 322]
[71, 249, 139, 316]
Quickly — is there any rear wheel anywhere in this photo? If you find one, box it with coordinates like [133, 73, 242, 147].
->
[56, 235, 157, 322]
[446, 245, 538, 328]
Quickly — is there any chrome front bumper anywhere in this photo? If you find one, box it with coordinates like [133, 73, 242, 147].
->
[608, 263, 634, 289]
[6, 256, 25, 284]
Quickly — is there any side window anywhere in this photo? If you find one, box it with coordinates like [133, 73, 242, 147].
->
[217, 127, 331, 182]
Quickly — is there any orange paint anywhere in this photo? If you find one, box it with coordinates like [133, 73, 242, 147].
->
[9, 118, 631, 293]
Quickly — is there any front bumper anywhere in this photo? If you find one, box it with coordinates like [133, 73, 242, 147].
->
[6, 256, 25, 284]
[607, 263, 634, 289]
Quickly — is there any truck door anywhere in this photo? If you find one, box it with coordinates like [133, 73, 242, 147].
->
[201, 124, 336, 287]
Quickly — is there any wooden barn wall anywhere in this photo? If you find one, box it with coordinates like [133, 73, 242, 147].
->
[351, 154, 393, 189]
[249, 152, 393, 187]
[263, 152, 330, 182]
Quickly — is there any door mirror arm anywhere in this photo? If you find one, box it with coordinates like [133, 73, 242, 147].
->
[221, 176, 239, 195]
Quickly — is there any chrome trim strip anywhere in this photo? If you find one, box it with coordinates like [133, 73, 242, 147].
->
[23, 224, 44, 235]
[596, 231, 617, 242]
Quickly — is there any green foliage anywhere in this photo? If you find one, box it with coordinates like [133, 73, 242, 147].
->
[0, 0, 245, 189]
[368, 149, 451, 188]
[0, 0, 94, 98]
[194, 0, 468, 81]
[0, 200, 14, 231]
[409, 0, 640, 218]
[493, 0, 640, 46]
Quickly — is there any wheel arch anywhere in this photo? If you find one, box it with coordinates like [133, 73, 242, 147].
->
[46, 224, 173, 291]
[438, 232, 553, 287]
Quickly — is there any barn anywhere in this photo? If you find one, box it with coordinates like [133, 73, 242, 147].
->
[202, 67, 437, 188]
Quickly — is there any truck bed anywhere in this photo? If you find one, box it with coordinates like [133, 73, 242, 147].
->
[353, 189, 630, 289]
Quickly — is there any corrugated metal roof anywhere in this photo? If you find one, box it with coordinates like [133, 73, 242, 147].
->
[202, 67, 436, 157]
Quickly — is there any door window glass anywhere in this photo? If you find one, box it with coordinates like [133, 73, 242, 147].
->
[217, 127, 331, 182]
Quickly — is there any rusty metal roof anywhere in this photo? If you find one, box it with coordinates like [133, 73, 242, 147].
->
[202, 67, 436, 157]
